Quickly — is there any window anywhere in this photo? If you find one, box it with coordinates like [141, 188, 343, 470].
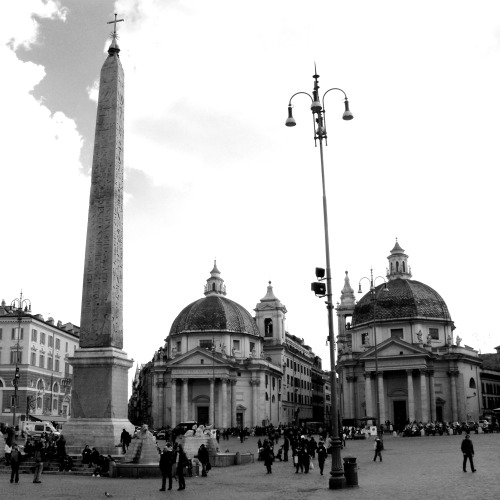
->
[39, 354, 45, 369]
[0, 328, 2, 340]
[64, 362, 70, 375]
[250, 342, 255, 353]
[65, 342, 68, 353]
[265, 375, 269, 387]
[176, 341, 181, 353]
[10, 395, 19, 407]
[264, 318, 273, 337]
[390, 328, 404, 339]
[31, 352, 36, 365]
[48, 357, 53, 371]
[10, 351, 22, 364]
[48, 336, 54, 348]
[55, 359, 60, 372]
[32, 329, 38, 342]
[40, 332, 46, 345]
[52, 398, 58, 411]
[233, 339, 240, 351]
[200, 359, 204, 364]
[429, 328, 439, 340]
[55, 338, 60, 350]
[469, 378, 476, 389]
[362, 333, 369, 345]
[199, 340, 212, 349]
[287, 358, 290, 367]
[11, 327, 23, 340]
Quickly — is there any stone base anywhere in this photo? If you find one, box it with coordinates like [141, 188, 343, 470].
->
[177, 434, 219, 461]
[63, 418, 135, 456]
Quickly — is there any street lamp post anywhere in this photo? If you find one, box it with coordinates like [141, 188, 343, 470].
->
[286, 67, 353, 490]
[10, 291, 31, 428]
[358, 268, 388, 439]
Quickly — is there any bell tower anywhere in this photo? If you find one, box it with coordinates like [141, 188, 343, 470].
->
[336, 271, 356, 346]
[387, 239, 412, 281]
[254, 282, 287, 343]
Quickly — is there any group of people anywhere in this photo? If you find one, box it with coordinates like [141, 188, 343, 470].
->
[81, 445, 115, 477]
[158, 441, 190, 491]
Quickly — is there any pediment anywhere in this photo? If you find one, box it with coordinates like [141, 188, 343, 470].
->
[359, 338, 430, 360]
[168, 347, 229, 367]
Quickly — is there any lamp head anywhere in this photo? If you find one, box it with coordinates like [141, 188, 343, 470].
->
[342, 99, 353, 120]
[285, 105, 296, 127]
[358, 283, 362, 294]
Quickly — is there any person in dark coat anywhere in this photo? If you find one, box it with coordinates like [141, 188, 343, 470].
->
[262, 443, 274, 474]
[317, 441, 328, 475]
[283, 435, 290, 462]
[81, 445, 92, 465]
[10, 443, 21, 483]
[159, 442, 175, 491]
[33, 440, 44, 483]
[373, 438, 383, 462]
[56, 434, 66, 458]
[461, 434, 476, 472]
[197, 444, 210, 477]
[176, 444, 188, 490]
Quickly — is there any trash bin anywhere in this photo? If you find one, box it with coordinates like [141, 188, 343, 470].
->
[343, 457, 358, 487]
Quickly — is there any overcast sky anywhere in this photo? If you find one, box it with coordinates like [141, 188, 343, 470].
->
[2, 1, 499, 391]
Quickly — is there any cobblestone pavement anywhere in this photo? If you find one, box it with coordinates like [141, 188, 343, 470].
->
[2, 433, 499, 500]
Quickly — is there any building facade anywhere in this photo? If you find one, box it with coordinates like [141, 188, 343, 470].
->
[0, 299, 79, 427]
[336, 242, 482, 429]
[129, 263, 323, 429]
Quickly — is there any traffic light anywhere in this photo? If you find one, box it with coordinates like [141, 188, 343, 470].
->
[15, 366, 20, 379]
[311, 282, 326, 296]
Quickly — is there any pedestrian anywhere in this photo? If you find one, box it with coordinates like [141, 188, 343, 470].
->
[262, 443, 274, 474]
[176, 444, 188, 490]
[120, 428, 130, 454]
[461, 434, 476, 472]
[283, 435, 290, 462]
[33, 440, 44, 483]
[197, 443, 210, 477]
[82, 444, 92, 465]
[4, 442, 12, 466]
[373, 437, 383, 462]
[317, 441, 327, 475]
[56, 434, 66, 458]
[10, 443, 21, 483]
[159, 442, 174, 491]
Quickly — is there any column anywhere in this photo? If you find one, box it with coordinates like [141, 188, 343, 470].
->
[221, 378, 228, 428]
[158, 375, 164, 428]
[428, 370, 436, 422]
[420, 370, 429, 422]
[407, 370, 415, 421]
[377, 371, 386, 424]
[171, 378, 177, 427]
[448, 370, 458, 422]
[181, 378, 189, 422]
[209, 379, 215, 426]
[346, 376, 355, 419]
[251, 380, 259, 427]
[231, 380, 237, 427]
[152, 372, 159, 427]
[364, 372, 373, 419]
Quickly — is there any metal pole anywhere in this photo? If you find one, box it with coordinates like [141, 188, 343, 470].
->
[372, 290, 381, 438]
[318, 134, 346, 489]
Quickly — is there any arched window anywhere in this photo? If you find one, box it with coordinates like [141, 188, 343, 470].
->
[390, 262, 393, 273]
[264, 318, 273, 337]
[265, 392, 269, 401]
[402, 262, 406, 272]
[396, 261, 399, 272]
[469, 377, 476, 389]
[212, 283, 216, 291]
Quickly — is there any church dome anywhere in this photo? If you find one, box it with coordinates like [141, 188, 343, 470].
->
[169, 295, 260, 335]
[169, 262, 260, 336]
[352, 278, 452, 326]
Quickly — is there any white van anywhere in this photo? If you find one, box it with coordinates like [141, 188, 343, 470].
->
[22, 421, 60, 439]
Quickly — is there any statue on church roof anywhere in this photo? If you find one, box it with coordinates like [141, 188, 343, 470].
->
[456, 335, 462, 346]
[416, 330, 423, 344]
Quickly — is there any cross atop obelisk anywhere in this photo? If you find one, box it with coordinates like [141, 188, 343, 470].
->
[107, 13, 124, 38]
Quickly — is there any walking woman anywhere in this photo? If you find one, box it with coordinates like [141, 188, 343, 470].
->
[176, 444, 188, 490]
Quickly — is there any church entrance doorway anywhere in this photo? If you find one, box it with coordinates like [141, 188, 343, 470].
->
[393, 400, 407, 431]
[197, 406, 209, 425]
[436, 405, 443, 422]
[236, 412, 244, 428]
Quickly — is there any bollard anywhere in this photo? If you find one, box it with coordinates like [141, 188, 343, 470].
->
[343, 457, 358, 487]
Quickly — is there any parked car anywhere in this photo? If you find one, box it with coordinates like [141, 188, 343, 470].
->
[157, 429, 167, 440]
[172, 421, 197, 440]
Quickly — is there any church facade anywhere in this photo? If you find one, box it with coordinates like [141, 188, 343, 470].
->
[336, 242, 482, 429]
[129, 263, 323, 429]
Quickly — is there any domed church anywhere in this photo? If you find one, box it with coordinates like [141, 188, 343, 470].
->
[336, 241, 482, 430]
[129, 262, 319, 429]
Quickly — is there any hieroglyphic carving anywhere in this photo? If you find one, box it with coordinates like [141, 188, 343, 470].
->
[80, 50, 125, 349]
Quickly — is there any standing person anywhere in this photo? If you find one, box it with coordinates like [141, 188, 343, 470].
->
[317, 441, 328, 476]
[10, 443, 21, 483]
[262, 443, 274, 474]
[176, 444, 188, 490]
[159, 442, 175, 491]
[461, 434, 476, 472]
[197, 443, 210, 477]
[33, 440, 44, 483]
[373, 437, 383, 462]
[120, 428, 130, 454]
[56, 434, 66, 459]
[283, 435, 290, 462]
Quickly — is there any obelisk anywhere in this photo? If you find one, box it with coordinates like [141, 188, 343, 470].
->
[64, 15, 134, 454]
